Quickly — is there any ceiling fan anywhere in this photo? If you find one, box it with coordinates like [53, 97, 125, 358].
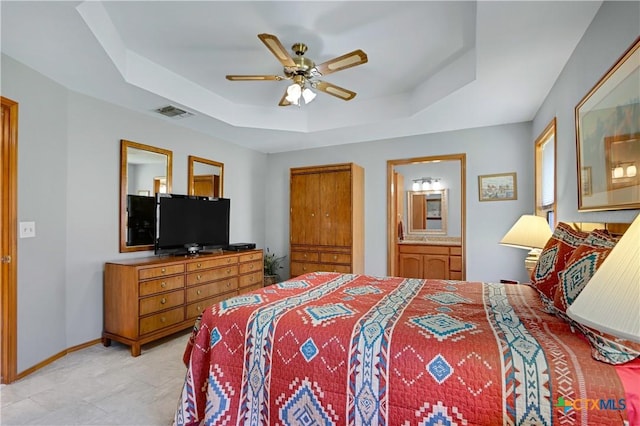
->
[226, 33, 368, 106]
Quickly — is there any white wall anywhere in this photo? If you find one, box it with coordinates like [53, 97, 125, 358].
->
[3, 55, 268, 371]
[533, 1, 639, 225]
[266, 122, 535, 284]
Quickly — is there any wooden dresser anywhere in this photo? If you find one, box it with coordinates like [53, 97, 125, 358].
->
[397, 243, 462, 280]
[103, 249, 263, 356]
[289, 163, 364, 277]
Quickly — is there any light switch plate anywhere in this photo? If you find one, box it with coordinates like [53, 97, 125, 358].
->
[19, 221, 36, 238]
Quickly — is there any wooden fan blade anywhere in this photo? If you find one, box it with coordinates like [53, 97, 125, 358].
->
[258, 33, 296, 67]
[226, 75, 282, 81]
[314, 49, 368, 76]
[314, 81, 357, 101]
[278, 89, 292, 106]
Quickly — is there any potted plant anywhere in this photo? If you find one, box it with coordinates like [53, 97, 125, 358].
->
[264, 248, 286, 286]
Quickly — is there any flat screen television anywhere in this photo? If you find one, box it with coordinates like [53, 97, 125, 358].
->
[155, 194, 230, 255]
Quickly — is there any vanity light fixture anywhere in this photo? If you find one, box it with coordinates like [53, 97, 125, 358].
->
[612, 162, 637, 179]
[412, 177, 442, 191]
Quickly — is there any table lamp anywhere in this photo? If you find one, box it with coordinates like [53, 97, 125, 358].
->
[566, 213, 640, 343]
[499, 214, 553, 274]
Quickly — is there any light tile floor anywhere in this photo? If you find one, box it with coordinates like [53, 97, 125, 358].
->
[0, 331, 191, 426]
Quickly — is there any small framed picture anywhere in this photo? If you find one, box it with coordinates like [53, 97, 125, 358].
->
[478, 172, 517, 201]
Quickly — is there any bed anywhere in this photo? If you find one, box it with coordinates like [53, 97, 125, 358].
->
[173, 271, 639, 425]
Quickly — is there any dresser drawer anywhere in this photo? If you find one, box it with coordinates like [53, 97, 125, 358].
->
[319, 252, 351, 264]
[186, 256, 237, 272]
[138, 264, 184, 280]
[450, 246, 462, 256]
[317, 263, 351, 273]
[186, 294, 234, 320]
[186, 278, 237, 302]
[291, 261, 315, 277]
[450, 256, 462, 272]
[239, 252, 262, 263]
[139, 307, 184, 335]
[139, 275, 184, 297]
[139, 290, 184, 316]
[239, 271, 263, 288]
[186, 265, 239, 286]
[239, 260, 261, 275]
[238, 283, 262, 295]
[450, 271, 463, 280]
[291, 251, 319, 262]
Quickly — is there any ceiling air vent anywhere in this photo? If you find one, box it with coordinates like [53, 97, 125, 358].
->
[154, 105, 194, 119]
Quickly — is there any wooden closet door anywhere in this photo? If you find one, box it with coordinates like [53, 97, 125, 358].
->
[319, 170, 352, 247]
[290, 172, 320, 245]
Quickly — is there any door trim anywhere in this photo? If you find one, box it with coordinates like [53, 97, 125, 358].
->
[1, 96, 18, 384]
[387, 153, 466, 278]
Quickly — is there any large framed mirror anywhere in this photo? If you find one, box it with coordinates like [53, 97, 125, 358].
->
[119, 139, 173, 252]
[188, 155, 224, 198]
[406, 189, 448, 235]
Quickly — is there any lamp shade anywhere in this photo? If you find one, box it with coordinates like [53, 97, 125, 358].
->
[499, 214, 552, 250]
[566, 213, 640, 343]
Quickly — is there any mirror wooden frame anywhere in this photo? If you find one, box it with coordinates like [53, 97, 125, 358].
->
[406, 189, 448, 235]
[187, 155, 224, 198]
[387, 153, 466, 277]
[576, 36, 640, 211]
[119, 139, 173, 253]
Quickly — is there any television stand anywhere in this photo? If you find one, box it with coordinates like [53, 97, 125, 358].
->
[102, 249, 263, 356]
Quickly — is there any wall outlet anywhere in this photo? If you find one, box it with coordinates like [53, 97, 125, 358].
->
[19, 221, 36, 238]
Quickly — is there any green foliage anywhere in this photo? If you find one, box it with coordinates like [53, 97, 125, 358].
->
[264, 248, 286, 276]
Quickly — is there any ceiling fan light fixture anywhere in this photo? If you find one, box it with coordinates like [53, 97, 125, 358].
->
[285, 83, 302, 104]
[302, 88, 316, 104]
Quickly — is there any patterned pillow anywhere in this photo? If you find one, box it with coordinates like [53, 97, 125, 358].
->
[553, 230, 617, 316]
[573, 322, 640, 365]
[529, 222, 588, 312]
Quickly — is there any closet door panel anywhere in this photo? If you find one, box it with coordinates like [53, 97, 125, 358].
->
[290, 173, 320, 245]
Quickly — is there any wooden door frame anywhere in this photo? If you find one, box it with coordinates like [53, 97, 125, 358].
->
[387, 153, 466, 277]
[1, 96, 18, 384]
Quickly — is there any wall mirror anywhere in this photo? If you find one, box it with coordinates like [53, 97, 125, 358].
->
[119, 139, 173, 252]
[188, 155, 224, 198]
[406, 189, 448, 235]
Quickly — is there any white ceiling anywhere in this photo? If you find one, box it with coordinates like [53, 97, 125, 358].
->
[1, 1, 602, 153]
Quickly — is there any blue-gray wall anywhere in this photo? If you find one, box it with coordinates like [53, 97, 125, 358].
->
[2, 0, 639, 375]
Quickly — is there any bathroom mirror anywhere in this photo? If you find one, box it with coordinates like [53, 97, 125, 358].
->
[407, 189, 448, 234]
[188, 155, 224, 198]
[119, 139, 172, 252]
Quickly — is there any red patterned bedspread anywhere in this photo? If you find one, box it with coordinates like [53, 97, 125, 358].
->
[174, 272, 633, 425]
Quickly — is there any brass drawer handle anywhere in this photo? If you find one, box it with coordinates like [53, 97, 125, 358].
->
[250, 276, 254, 282]
[197, 263, 202, 268]
[197, 274, 201, 281]
[249, 264, 254, 270]
[226, 269, 231, 275]
[161, 282, 167, 288]
[160, 297, 167, 304]
[197, 306, 202, 312]
[303, 266, 307, 271]
[196, 290, 202, 295]
[227, 258, 232, 263]
[161, 317, 166, 323]
[161, 268, 166, 273]
[226, 282, 231, 288]
[333, 255, 338, 260]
